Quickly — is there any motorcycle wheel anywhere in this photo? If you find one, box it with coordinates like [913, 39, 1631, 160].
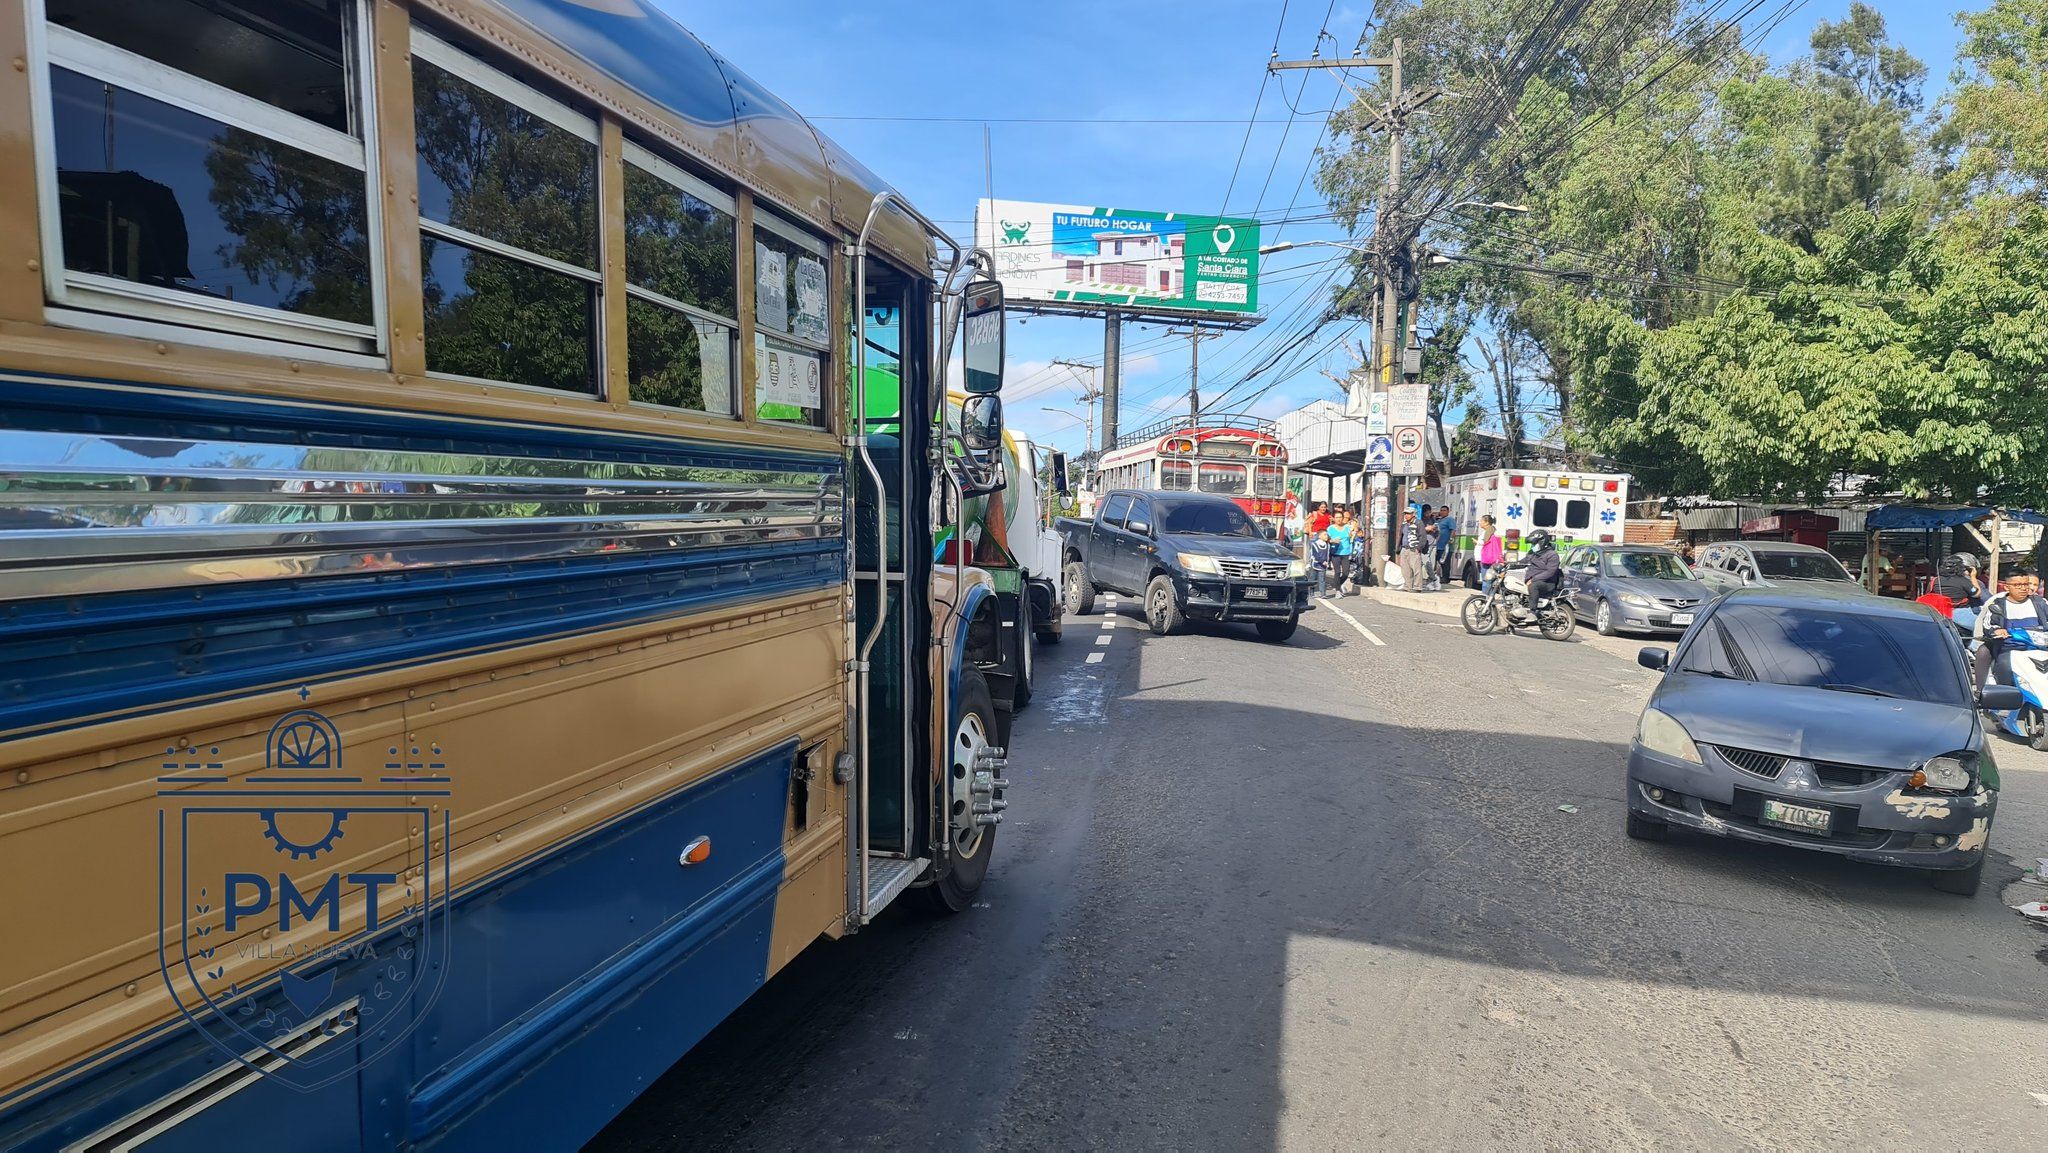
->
[1461, 595, 1499, 636]
[2029, 705, 2048, 752]
[1539, 605, 1577, 641]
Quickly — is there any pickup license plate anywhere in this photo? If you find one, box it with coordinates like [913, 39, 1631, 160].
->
[1760, 798, 1832, 834]
[1242, 586, 1270, 600]
[1670, 612, 1694, 626]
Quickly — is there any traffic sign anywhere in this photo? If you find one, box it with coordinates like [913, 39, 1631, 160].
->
[1365, 434, 1393, 473]
[1392, 425, 1425, 474]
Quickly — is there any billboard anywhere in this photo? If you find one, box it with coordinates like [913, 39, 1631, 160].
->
[975, 199, 1259, 316]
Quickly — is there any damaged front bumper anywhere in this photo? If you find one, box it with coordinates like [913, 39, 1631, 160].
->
[1625, 745, 1996, 870]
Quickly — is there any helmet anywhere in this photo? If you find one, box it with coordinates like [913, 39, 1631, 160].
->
[1527, 529, 1555, 551]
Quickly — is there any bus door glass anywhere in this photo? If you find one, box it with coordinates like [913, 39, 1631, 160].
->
[856, 259, 926, 853]
[1198, 462, 1245, 495]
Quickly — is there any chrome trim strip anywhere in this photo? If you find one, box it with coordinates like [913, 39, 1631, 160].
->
[0, 430, 843, 601]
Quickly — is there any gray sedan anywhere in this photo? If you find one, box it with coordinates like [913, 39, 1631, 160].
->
[1627, 586, 2016, 895]
[1561, 545, 1715, 636]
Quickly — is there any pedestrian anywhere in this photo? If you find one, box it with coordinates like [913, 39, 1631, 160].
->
[1306, 502, 1332, 538]
[1397, 510, 1427, 592]
[1476, 514, 1504, 593]
[1432, 503, 1456, 590]
[1283, 497, 1305, 549]
[1308, 527, 1336, 597]
[1973, 569, 2047, 690]
[1330, 509, 1360, 594]
[1678, 541, 1697, 572]
[1938, 553, 1985, 608]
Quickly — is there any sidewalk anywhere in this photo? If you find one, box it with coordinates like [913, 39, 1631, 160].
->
[1353, 583, 1465, 619]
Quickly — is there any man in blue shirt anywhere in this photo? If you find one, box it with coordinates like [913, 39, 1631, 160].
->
[1431, 504, 1457, 590]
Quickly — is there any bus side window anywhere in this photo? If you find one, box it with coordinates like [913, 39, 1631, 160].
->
[414, 32, 602, 395]
[37, 0, 378, 353]
[1565, 499, 1591, 530]
[1532, 497, 1559, 528]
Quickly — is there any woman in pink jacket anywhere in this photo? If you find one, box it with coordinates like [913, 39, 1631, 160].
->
[1476, 514, 1505, 592]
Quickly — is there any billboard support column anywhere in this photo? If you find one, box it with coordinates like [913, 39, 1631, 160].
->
[1102, 309, 1121, 458]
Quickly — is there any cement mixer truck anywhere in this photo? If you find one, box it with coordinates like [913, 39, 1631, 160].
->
[940, 397, 1069, 713]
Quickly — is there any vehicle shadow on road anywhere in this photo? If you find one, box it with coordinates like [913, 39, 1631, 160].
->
[596, 683, 2048, 1151]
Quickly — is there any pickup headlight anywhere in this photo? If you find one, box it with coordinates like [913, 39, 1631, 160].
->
[1914, 753, 1975, 792]
[1619, 592, 1652, 608]
[1289, 558, 1310, 578]
[1635, 707, 1702, 765]
[1180, 554, 1220, 575]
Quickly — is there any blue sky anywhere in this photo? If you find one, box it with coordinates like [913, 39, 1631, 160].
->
[660, 1, 1975, 456]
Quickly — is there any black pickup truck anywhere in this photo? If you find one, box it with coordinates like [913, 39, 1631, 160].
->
[1058, 489, 1315, 642]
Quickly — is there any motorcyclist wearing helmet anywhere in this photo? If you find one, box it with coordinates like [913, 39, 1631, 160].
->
[1520, 529, 1563, 615]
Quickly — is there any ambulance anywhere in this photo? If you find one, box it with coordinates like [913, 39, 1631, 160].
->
[1444, 467, 1632, 584]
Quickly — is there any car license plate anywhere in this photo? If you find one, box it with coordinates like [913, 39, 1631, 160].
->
[1670, 612, 1694, 625]
[1761, 798, 1832, 833]
[1242, 586, 1270, 600]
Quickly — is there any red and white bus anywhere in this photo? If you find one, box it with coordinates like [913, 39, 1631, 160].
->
[1096, 414, 1291, 526]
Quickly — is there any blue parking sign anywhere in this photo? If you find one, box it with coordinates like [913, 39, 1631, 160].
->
[1365, 434, 1394, 473]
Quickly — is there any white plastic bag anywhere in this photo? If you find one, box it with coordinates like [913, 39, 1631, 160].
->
[1382, 560, 1405, 589]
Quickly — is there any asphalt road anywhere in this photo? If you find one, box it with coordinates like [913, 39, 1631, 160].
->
[592, 592, 2048, 1150]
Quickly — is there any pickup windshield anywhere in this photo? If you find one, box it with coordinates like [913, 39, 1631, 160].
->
[1158, 500, 1259, 537]
[1676, 603, 1966, 705]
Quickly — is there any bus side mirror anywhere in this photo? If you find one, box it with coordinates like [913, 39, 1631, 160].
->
[1048, 451, 1072, 496]
[960, 394, 1003, 454]
[962, 280, 1004, 394]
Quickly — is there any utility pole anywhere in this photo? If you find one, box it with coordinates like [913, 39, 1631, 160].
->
[1270, 39, 1442, 577]
[1050, 357, 1102, 473]
[1168, 328, 1220, 421]
[1102, 310, 1122, 454]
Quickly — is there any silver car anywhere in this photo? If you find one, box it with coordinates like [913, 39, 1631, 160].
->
[1695, 540, 1862, 595]
[1561, 545, 1715, 635]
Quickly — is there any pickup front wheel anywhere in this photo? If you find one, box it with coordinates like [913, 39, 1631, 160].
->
[1145, 575, 1188, 636]
[1255, 617, 1298, 643]
[1064, 561, 1096, 616]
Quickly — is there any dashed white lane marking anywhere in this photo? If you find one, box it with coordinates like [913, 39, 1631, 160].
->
[1094, 635, 1113, 646]
[1322, 599, 1388, 647]
[1086, 652, 1105, 664]
[1100, 620, 1118, 628]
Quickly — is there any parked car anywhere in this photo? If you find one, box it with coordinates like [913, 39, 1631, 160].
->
[1561, 544, 1716, 635]
[1694, 540, 1862, 595]
[1627, 586, 2019, 895]
[1058, 490, 1314, 641]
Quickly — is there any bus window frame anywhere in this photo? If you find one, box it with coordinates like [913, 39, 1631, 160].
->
[619, 137, 741, 419]
[26, 0, 391, 362]
[411, 27, 604, 399]
[752, 206, 832, 428]
[1197, 461, 1246, 495]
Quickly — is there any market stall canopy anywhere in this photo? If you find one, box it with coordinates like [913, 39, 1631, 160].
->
[1864, 505, 2048, 531]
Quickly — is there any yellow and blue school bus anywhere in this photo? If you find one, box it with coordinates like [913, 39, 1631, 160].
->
[0, 1, 1020, 1147]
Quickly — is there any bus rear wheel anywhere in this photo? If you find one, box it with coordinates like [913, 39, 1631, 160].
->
[920, 670, 1001, 914]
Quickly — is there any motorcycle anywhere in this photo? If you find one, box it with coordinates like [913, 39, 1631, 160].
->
[1992, 627, 2048, 751]
[1461, 563, 1577, 641]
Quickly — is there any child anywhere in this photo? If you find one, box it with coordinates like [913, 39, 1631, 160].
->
[1309, 529, 1336, 598]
